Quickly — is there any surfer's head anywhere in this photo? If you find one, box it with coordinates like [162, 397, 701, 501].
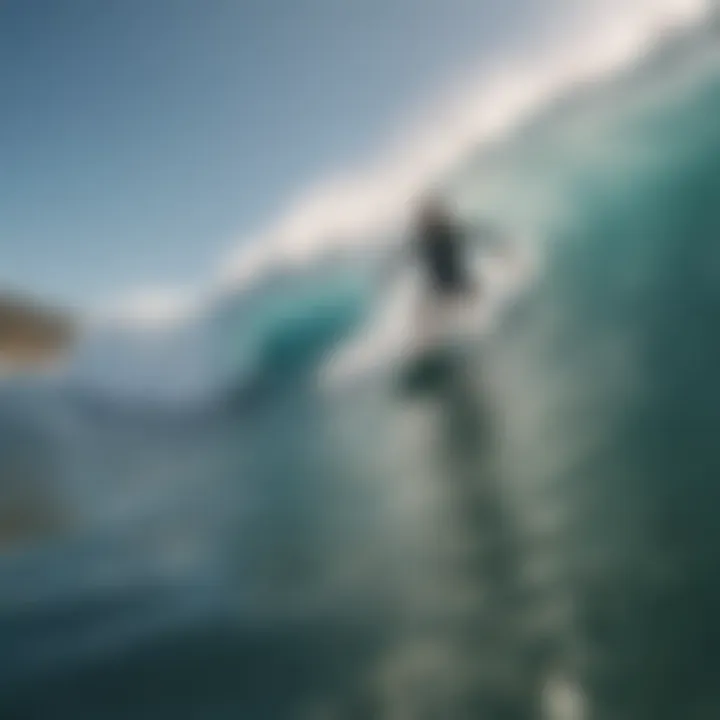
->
[416, 192, 452, 229]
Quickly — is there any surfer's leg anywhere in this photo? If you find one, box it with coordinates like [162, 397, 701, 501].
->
[414, 286, 439, 352]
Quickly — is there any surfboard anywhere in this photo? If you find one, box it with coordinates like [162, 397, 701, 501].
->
[320, 238, 536, 392]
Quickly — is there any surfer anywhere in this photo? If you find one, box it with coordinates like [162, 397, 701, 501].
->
[406, 195, 478, 347]
[322, 195, 526, 388]
[405, 192, 524, 354]
[413, 194, 475, 299]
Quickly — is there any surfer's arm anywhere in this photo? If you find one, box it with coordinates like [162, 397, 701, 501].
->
[465, 219, 533, 281]
[466, 220, 514, 257]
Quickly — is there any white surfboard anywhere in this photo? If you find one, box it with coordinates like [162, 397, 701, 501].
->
[320, 238, 537, 390]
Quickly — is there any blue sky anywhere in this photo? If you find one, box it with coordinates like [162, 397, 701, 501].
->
[0, 0, 559, 310]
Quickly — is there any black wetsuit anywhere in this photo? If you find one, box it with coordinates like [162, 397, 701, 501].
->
[417, 216, 469, 296]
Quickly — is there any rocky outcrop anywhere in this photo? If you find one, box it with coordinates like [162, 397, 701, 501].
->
[0, 294, 75, 368]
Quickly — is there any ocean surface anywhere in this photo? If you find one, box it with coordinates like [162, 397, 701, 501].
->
[3, 12, 720, 719]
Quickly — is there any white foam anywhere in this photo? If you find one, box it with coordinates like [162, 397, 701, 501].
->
[219, 0, 710, 294]
[91, 1, 710, 332]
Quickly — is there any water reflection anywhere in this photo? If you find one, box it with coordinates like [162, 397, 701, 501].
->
[355, 355, 554, 719]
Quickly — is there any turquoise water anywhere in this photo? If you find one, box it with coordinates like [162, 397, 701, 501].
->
[3, 20, 720, 719]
